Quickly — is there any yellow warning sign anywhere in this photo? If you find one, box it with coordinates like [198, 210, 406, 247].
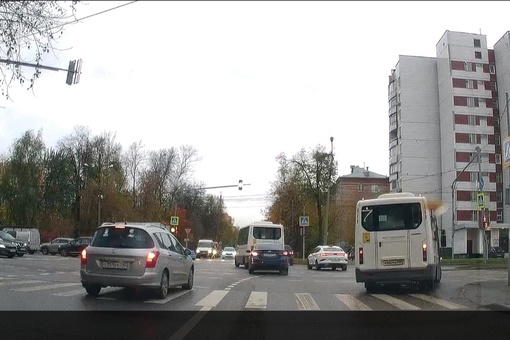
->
[362, 232, 370, 243]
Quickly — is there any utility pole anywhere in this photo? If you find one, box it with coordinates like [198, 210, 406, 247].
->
[475, 146, 487, 265]
[324, 137, 334, 245]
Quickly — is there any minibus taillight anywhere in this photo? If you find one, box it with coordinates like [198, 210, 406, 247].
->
[359, 248, 363, 265]
[422, 244, 427, 262]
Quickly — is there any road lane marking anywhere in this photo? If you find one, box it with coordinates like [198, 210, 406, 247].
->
[336, 294, 372, 310]
[409, 294, 467, 309]
[195, 290, 229, 308]
[145, 290, 192, 304]
[296, 293, 320, 310]
[53, 289, 86, 297]
[371, 294, 421, 310]
[13, 282, 81, 292]
[245, 291, 267, 309]
[168, 310, 210, 340]
[0, 280, 44, 286]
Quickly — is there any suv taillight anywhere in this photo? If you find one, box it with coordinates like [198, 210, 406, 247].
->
[359, 248, 363, 265]
[80, 249, 87, 265]
[146, 251, 160, 268]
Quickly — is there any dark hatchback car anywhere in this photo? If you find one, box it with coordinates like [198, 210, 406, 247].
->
[0, 231, 18, 258]
[248, 243, 288, 275]
[488, 246, 505, 258]
[59, 237, 93, 257]
[0, 230, 27, 257]
[284, 245, 295, 265]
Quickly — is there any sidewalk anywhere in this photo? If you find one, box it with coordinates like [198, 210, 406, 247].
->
[460, 279, 510, 310]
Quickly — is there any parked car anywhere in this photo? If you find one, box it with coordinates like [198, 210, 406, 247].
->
[80, 222, 194, 299]
[248, 242, 288, 275]
[307, 245, 348, 271]
[1, 227, 40, 254]
[40, 237, 74, 255]
[58, 237, 92, 257]
[284, 245, 295, 265]
[0, 230, 27, 257]
[489, 246, 505, 258]
[0, 231, 18, 258]
[221, 246, 236, 260]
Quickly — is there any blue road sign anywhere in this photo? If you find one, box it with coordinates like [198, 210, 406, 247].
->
[299, 216, 309, 227]
[170, 216, 179, 226]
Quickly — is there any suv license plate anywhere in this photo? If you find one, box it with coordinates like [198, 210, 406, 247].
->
[102, 261, 128, 270]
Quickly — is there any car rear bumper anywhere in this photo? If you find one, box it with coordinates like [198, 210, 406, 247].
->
[250, 258, 288, 271]
[80, 268, 160, 288]
[355, 264, 438, 284]
[0, 247, 17, 256]
[318, 258, 348, 266]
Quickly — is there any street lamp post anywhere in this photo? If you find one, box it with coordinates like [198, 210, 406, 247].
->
[97, 194, 103, 226]
[324, 137, 334, 245]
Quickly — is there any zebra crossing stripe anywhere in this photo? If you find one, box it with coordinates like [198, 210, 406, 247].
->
[371, 294, 421, 310]
[53, 289, 87, 297]
[195, 290, 229, 308]
[409, 294, 466, 309]
[13, 282, 81, 292]
[336, 294, 372, 311]
[145, 290, 192, 304]
[296, 293, 320, 310]
[245, 291, 267, 309]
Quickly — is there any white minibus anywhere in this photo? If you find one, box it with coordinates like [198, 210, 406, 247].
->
[235, 221, 285, 269]
[355, 193, 441, 292]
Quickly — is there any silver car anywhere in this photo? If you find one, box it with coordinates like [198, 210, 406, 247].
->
[80, 222, 194, 299]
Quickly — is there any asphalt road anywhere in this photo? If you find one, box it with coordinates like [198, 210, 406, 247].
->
[1, 253, 509, 339]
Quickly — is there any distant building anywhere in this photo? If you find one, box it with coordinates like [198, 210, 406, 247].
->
[334, 165, 390, 245]
[388, 30, 509, 257]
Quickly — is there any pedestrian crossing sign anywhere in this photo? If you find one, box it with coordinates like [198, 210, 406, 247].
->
[299, 216, 309, 227]
[170, 216, 179, 226]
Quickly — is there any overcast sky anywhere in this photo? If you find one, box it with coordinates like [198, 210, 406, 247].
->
[1, 1, 510, 227]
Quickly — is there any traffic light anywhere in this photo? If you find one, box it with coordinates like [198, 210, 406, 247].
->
[484, 208, 490, 229]
[440, 230, 446, 247]
[66, 60, 76, 85]
[238, 180, 243, 191]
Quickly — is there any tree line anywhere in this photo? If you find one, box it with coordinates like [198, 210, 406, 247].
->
[0, 126, 237, 246]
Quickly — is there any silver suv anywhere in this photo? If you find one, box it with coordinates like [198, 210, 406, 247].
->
[80, 222, 194, 299]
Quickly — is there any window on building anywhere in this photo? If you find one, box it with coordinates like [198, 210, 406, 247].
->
[470, 172, 477, 182]
[371, 185, 380, 193]
[492, 82, 498, 91]
[468, 115, 476, 126]
[464, 62, 474, 72]
[497, 210, 503, 222]
[493, 99, 499, 109]
[489, 64, 496, 74]
[474, 39, 481, 47]
[469, 134, 477, 144]
[358, 184, 363, 192]
[495, 117, 500, 127]
[465, 79, 474, 89]
[467, 97, 475, 107]
[477, 80, 485, 89]
[496, 154, 502, 164]
[497, 173, 503, 184]
[475, 51, 482, 59]
[506, 188, 510, 206]
[470, 191, 478, 202]
[498, 190, 503, 203]
[470, 210, 478, 222]
[496, 135, 501, 146]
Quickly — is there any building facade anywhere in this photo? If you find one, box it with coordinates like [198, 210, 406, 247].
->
[389, 30, 508, 258]
[335, 165, 390, 245]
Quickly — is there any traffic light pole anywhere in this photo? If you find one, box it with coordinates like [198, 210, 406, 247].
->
[0, 58, 82, 85]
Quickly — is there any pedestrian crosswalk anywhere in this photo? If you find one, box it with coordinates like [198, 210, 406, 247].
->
[0, 275, 471, 310]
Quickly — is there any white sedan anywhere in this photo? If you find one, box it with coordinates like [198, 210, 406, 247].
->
[221, 247, 236, 259]
[307, 245, 348, 271]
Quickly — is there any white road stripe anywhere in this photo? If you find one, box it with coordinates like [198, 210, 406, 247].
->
[336, 294, 372, 310]
[53, 289, 86, 297]
[195, 290, 229, 308]
[371, 294, 421, 310]
[13, 283, 81, 292]
[145, 290, 192, 304]
[296, 293, 320, 310]
[245, 291, 267, 309]
[409, 294, 466, 309]
[0, 280, 44, 286]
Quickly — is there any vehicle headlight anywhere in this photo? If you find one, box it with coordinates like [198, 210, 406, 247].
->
[0, 244, 5, 248]
[23, 243, 27, 247]
[208, 249, 212, 253]
[213, 250, 217, 255]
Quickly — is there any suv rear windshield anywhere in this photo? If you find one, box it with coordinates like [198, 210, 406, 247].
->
[91, 227, 154, 249]
[361, 203, 422, 232]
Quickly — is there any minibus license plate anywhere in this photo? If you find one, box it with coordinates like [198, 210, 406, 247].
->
[382, 259, 404, 266]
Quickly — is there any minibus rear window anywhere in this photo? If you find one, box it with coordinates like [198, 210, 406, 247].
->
[361, 203, 422, 231]
[253, 227, 282, 240]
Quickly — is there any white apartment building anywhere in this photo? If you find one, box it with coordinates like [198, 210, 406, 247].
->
[388, 30, 508, 258]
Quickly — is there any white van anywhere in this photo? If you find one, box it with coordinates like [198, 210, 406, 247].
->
[355, 193, 441, 292]
[195, 239, 219, 259]
[235, 221, 285, 269]
[2, 227, 40, 254]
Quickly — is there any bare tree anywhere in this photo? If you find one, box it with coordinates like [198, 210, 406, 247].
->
[0, 1, 80, 99]
[123, 140, 146, 208]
